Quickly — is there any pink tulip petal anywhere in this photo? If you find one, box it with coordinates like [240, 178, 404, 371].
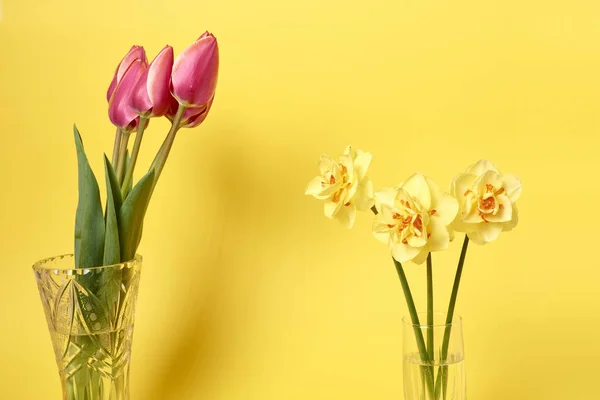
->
[106, 45, 147, 102]
[109, 60, 146, 131]
[182, 95, 215, 128]
[146, 46, 174, 117]
[171, 34, 219, 108]
[165, 100, 201, 123]
[106, 74, 118, 102]
[130, 70, 153, 116]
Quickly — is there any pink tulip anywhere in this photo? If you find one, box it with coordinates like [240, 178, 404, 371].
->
[130, 46, 174, 118]
[166, 94, 215, 128]
[171, 32, 219, 109]
[108, 60, 147, 132]
[106, 46, 148, 102]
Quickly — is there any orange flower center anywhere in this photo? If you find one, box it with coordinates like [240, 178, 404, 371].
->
[387, 200, 434, 243]
[473, 184, 505, 221]
[327, 163, 352, 203]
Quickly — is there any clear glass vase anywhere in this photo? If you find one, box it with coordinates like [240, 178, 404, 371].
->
[403, 312, 466, 400]
[33, 254, 142, 400]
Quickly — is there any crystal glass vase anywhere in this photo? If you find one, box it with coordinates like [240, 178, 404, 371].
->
[403, 312, 466, 400]
[33, 254, 142, 400]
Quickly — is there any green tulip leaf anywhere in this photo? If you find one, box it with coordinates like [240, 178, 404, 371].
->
[118, 168, 155, 262]
[103, 155, 121, 266]
[73, 125, 105, 269]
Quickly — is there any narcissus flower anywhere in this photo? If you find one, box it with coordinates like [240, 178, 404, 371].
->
[305, 146, 374, 228]
[450, 160, 521, 245]
[373, 173, 458, 264]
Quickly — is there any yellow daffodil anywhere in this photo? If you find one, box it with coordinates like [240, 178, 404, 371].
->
[305, 146, 374, 228]
[450, 160, 521, 244]
[373, 173, 458, 264]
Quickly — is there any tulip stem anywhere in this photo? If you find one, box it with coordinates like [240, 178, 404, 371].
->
[112, 128, 122, 167]
[115, 131, 131, 185]
[434, 235, 469, 400]
[121, 118, 148, 199]
[150, 104, 186, 189]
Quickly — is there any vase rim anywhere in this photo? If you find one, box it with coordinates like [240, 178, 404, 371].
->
[32, 253, 142, 273]
[402, 311, 462, 328]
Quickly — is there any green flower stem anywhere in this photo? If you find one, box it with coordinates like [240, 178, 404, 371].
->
[112, 128, 122, 166]
[426, 253, 434, 362]
[393, 258, 435, 397]
[150, 104, 186, 189]
[121, 117, 148, 199]
[371, 206, 434, 395]
[434, 235, 470, 400]
[115, 131, 131, 185]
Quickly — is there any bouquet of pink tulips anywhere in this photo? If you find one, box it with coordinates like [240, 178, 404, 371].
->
[34, 32, 220, 399]
[75, 32, 218, 269]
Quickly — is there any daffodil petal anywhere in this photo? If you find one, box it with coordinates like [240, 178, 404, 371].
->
[432, 191, 458, 225]
[379, 204, 400, 224]
[338, 154, 354, 180]
[424, 176, 441, 193]
[466, 159, 499, 176]
[428, 222, 450, 252]
[374, 188, 397, 211]
[372, 222, 392, 244]
[319, 182, 342, 198]
[324, 199, 343, 219]
[318, 154, 333, 176]
[476, 170, 502, 193]
[407, 235, 427, 248]
[354, 177, 374, 211]
[343, 145, 355, 158]
[451, 173, 476, 199]
[478, 222, 503, 243]
[502, 174, 522, 202]
[451, 217, 475, 233]
[502, 204, 519, 231]
[346, 180, 358, 201]
[467, 230, 487, 245]
[401, 173, 431, 210]
[391, 242, 421, 263]
[305, 176, 323, 196]
[411, 250, 429, 265]
[448, 227, 456, 242]
[463, 202, 482, 223]
[353, 151, 372, 181]
[334, 203, 357, 228]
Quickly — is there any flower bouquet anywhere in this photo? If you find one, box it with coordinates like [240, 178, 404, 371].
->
[306, 147, 521, 399]
[33, 32, 219, 400]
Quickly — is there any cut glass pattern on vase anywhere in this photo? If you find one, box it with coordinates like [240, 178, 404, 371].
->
[34, 254, 142, 400]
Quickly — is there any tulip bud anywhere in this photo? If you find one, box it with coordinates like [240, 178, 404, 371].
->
[108, 60, 146, 132]
[130, 46, 174, 118]
[106, 46, 148, 102]
[171, 32, 219, 109]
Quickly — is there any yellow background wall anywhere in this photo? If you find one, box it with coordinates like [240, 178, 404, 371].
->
[1, 0, 599, 398]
